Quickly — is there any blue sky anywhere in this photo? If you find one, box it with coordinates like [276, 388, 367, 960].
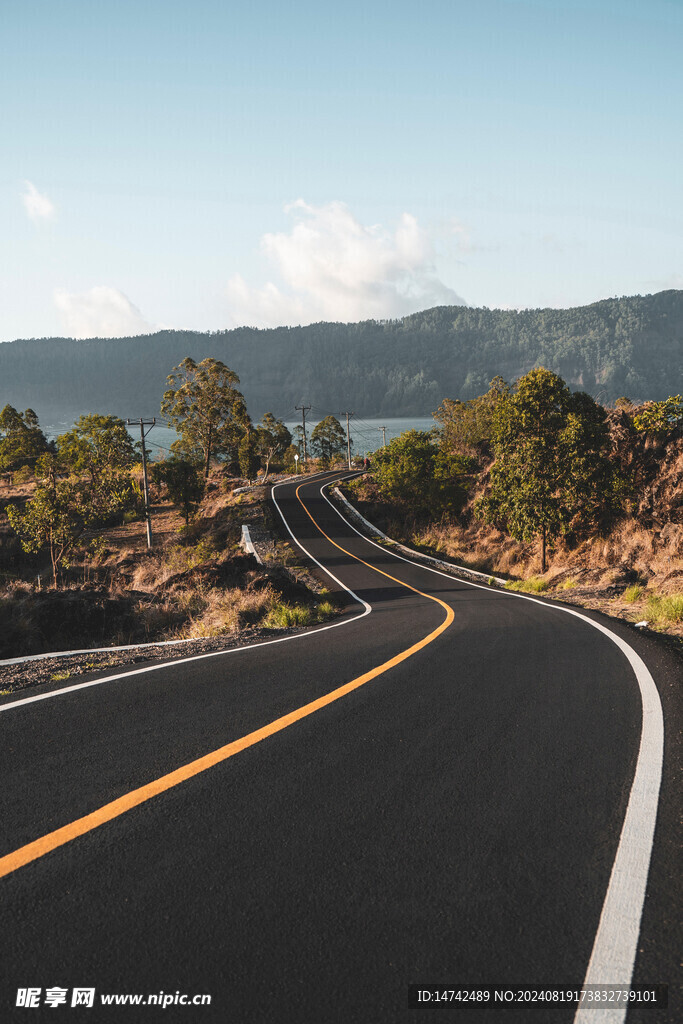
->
[2, 0, 681, 340]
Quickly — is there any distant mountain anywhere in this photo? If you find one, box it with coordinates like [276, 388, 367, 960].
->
[1, 291, 681, 424]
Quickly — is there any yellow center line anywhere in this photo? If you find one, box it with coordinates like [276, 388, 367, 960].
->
[0, 478, 453, 881]
[295, 480, 454, 611]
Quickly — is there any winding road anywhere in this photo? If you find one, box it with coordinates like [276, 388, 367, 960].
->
[0, 472, 679, 1022]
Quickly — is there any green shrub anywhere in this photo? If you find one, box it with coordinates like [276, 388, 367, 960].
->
[265, 603, 313, 628]
[165, 537, 218, 574]
[505, 576, 549, 593]
[265, 600, 336, 629]
[151, 458, 204, 523]
[646, 593, 683, 624]
[623, 584, 644, 603]
[50, 670, 72, 682]
[12, 465, 33, 484]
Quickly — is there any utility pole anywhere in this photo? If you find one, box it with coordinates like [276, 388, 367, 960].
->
[128, 418, 155, 549]
[378, 425, 387, 447]
[295, 405, 311, 464]
[342, 411, 354, 470]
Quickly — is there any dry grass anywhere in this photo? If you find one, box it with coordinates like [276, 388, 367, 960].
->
[412, 516, 682, 590]
[148, 590, 337, 640]
[0, 472, 336, 657]
[578, 519, 681, 571]
[130, 537, 220, 591]
[413, 521, 530, 576]
[163, 584, 276, 639]
[85, 501, 187, 553]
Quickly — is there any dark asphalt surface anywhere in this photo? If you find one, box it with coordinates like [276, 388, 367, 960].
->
[0, 472, 679, 1023]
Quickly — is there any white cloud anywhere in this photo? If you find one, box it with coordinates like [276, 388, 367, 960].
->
[21, 181, 55, 222]
[53, 286, 152, 339]
[227, 200, 465, 327]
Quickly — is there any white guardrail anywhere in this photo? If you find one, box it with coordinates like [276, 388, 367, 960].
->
[331, 487, 506, 587]
[240, 525, 263, 564]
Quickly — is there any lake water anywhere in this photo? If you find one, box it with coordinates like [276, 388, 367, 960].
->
[285, 417, 436, 458]
[45, 417, 437, 459]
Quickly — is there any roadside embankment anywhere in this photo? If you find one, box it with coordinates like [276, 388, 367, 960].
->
[0, 474, 339, 692]
[334, 481, 683, 655]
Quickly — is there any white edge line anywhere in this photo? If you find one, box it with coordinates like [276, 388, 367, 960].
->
[331, 485, 506, 585]
[322, 478, 664, 1024]
[0, 476, 370, 714]
[0, 636, 205, 668]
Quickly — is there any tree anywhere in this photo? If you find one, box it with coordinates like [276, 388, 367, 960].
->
[476, 368, 619, 571]
[161, 357, 250, 478]
[559, 390, 625, 533]
[56, 414, 138, 523]
[633, 395, 683, 436]
[434, 377, 510, 456]
[151, 458, 204, 524]
[310, 416, 346, 468]
[282, 444, 300, 474]
[35, 451, 63, 492]
[6, 484, 86, 587]
[57, 414, 136, 485]
[370, 429, 468, 519]
[238, 430, 260, 482]
[292, 426, 306, 461]
[0, 405, 50, 479]
[255, 413, 292, 480]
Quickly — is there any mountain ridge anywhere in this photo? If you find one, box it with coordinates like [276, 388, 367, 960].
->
[1, 290, 681, 421]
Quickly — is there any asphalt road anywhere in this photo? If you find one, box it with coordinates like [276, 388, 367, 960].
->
[0, 472, 679, 1023]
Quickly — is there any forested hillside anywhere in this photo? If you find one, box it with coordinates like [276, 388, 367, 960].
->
[1, 290, 681, 421]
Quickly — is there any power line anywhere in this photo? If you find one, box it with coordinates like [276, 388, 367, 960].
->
[127, 418, 156, 549]
[341, 411, 354, 470]
[295, 404, 311, 463]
